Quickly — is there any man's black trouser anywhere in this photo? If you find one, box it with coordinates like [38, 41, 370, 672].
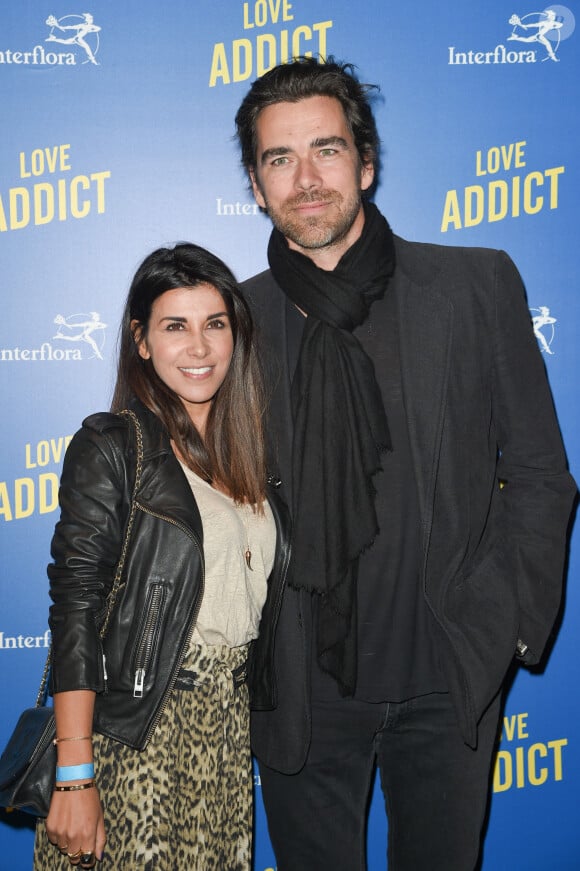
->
[258, 690, 501, 871]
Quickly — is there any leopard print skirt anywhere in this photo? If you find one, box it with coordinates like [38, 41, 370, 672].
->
[34, 643, 252, 870]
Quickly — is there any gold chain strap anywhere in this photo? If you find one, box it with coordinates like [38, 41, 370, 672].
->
[98, 409, 143, 639]
[35, 650, 53, 708]
[35, 408, 144, 707]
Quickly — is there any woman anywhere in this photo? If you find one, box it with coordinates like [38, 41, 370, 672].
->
[33, 243, 290, 870]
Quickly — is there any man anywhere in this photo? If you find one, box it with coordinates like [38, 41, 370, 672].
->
[235, 57, 576, 870]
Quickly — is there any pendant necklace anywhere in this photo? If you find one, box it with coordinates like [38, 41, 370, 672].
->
[242, 505, 253, 571]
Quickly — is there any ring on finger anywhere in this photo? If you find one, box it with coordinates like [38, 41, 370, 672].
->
[80, 852, 97, 868]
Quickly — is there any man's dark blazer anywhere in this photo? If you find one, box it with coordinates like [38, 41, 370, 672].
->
[243, 233, 576, 771]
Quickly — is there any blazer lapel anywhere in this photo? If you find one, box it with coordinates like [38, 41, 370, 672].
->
[258, 286, 296, 506]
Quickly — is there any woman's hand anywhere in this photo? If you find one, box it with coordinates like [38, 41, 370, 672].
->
[45, 785, 106, 867]
[48, 690, 103, 866]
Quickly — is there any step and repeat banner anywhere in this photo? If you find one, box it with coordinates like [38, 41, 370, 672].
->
[1, 2, 578, 868]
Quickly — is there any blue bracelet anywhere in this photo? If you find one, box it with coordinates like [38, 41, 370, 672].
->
[55, 763, 95, 782]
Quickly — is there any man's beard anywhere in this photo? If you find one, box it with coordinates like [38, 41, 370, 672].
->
[263, 189, 362, 251]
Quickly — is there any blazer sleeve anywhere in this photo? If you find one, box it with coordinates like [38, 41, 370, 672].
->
[48, 421, 126, 694]
[492, 251, 576, 664]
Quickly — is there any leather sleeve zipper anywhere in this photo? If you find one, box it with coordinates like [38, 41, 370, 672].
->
[134, 502, 205, 746]
[133, 583, 166, 698]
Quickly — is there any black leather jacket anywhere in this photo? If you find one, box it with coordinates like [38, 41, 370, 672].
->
[48, 399, 291, 750]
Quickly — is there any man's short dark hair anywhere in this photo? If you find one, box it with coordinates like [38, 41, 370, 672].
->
[235, 56, 380, 177]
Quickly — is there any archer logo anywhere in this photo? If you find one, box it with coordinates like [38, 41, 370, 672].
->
[53, 312, 107, 359]
[448, 5, 575, 66]
[508, 7, 575, 62]
[45, 13, 101, 65]
[531, 306, 557, 355]
[0, 312, 108, 363]
[0, 11, 101, 68]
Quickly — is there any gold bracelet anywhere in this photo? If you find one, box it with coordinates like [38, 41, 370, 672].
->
[54, 781, 96, 792]
[53, 735, 92, 745]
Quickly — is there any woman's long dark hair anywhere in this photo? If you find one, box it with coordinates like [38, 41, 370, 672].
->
[111, 243, 266, 507]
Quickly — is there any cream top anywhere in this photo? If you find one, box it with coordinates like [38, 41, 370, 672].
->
[179, 462, 276, 648]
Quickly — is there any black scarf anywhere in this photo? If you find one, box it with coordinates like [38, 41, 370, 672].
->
[267, 201, 396, 695]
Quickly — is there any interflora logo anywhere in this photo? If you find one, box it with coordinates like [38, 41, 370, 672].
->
[530, 306, 557, 355]
[0, 311, 108, 363]
[0, 12, 101, 67]
[448, 5, 575, 65]
[0, 629, 51, 650]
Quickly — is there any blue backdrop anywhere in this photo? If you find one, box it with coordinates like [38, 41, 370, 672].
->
[1, 2, 578, 868]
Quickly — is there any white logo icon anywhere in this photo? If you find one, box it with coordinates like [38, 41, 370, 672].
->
[53, 312, 107, 360]
[45, 13, 101, 65]
[531, 306, 556, 355]
[508, 7, 575, 61]
[447, 4, 575, 66]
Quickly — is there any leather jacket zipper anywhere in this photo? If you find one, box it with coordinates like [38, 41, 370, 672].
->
[133, 583, 166, 698]
[135, 502, 205, 746]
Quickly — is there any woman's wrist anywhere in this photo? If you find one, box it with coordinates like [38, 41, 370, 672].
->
[56, 741, 94, 768]
[56, 762, 95, 782]
[54, 781, 96, 793]
[53, 734, 92, 746]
